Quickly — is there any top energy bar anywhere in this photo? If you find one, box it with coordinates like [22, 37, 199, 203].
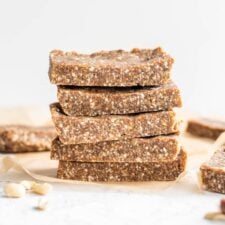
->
[49, 47, 174, 87]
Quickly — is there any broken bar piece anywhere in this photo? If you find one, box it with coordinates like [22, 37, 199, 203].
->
[49, 48, 174, 87]
[200, 146, 225, 194]
[0, 125, 56, 153]
[186, 118, 225, 140]
[57, 82, 182, 116]
[50, 103, 179, 144]
[57, 149, 187, 182]
[51, 135, 180, 162]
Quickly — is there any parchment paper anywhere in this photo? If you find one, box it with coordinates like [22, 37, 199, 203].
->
[0, 108, 218, 192]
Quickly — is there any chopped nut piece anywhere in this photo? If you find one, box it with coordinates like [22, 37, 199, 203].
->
[205, 212, 225, 220]
[4, 183, 26, 198]
[36, 198, 48, 211]
[32, 183, 53, 195]
[20, 180, 36, 190]
[221, 199, 225, 214]
[205, 199, 225, 220]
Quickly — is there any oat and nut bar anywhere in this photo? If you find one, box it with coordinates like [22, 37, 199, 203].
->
[200, 146, 225, 194]
[49, 47, 173, 87]
[50, 103, 179, 144]
[187, 118, 225, 140]
[0, 125, 56, 153]
[51, 135, 180, 162]
[57, 82, 182, 116]
[57, 148, 186, 182]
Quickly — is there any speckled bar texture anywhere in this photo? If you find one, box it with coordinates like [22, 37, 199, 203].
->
[187, 118, 225, 140]
[200, 146, 225, 194]
[50, 103, 179, 144]
[51, 135, 180, 162]
[57, 149, 187, 182]
[0, 125, 56, 153]
[49, 48, 174, 87]
[57, 82, 182, 116]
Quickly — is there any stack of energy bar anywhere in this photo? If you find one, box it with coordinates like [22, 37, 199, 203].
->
[48, 47, 187, 182]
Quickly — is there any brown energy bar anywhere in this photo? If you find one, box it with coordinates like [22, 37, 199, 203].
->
[50, 103, 179, 144]
[49, 47, 174, 87]
[200, 146, 225, 194]
[51, 135, 180, 162]
[0, 125, 56, 153]
[186, 118, 225, 140]
[57, 82, 182, 116]
[57, 148, 187, 182]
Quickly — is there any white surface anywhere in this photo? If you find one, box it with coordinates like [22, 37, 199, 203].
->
[0, 173, 224, 225]
[0, 0, 225, 115]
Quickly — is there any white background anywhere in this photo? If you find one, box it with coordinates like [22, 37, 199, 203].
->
[1, 0, 225, 116]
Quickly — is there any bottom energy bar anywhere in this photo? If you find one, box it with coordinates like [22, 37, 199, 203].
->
[57, 149, 187, 182]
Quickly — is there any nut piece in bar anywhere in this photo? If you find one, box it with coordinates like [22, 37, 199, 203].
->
[50, 103, 179, 144]
[51, 135, 180, 162]
[186, 118, 225, 140]
[0, 125, 56, 153]
[57, 82, 182, 116]
[200, 145, 225, 194]
[57, 149, 187, 182]
[49, 47, 174, 87]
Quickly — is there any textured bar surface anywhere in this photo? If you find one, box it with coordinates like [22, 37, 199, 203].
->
[49, 47, 174, 87]
[187, 118, 225, 140]
[200, 146, 225, 194]
[50, 103, 179, 144]
[57, 149, 187, 182]
[51, 135, 180, 162]
[57, 82, 182, 116]
[0, 125, 56, 153]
